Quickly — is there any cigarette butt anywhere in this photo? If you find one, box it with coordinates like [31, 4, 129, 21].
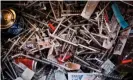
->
[65, 62, 81, 70]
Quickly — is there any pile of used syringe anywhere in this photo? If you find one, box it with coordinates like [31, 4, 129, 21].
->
[1, 1, 133, 80]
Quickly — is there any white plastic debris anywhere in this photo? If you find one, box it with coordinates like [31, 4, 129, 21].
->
[21, 68, 35, 80]
[81, 1, 99, 20]
[54, 69, 67, 80]
[68, 73, 101, 80]
[102, 39, 113, 49]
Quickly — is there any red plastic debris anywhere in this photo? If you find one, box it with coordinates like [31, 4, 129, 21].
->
[15, 57, 34, 70]
[104, 12, 109, 23]
[48, 23, 56, 32]
[57, 55, 72, 63]
[122, 59, 133, 64]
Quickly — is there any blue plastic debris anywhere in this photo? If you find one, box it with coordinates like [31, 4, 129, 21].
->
[7, 23, 23, 35]
[111, 2, 129, 29]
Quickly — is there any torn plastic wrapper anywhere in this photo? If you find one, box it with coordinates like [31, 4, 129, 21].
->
[68, 73, 101, 80]
[113, 28, 131, 55]
[101, 59, 115, 74]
